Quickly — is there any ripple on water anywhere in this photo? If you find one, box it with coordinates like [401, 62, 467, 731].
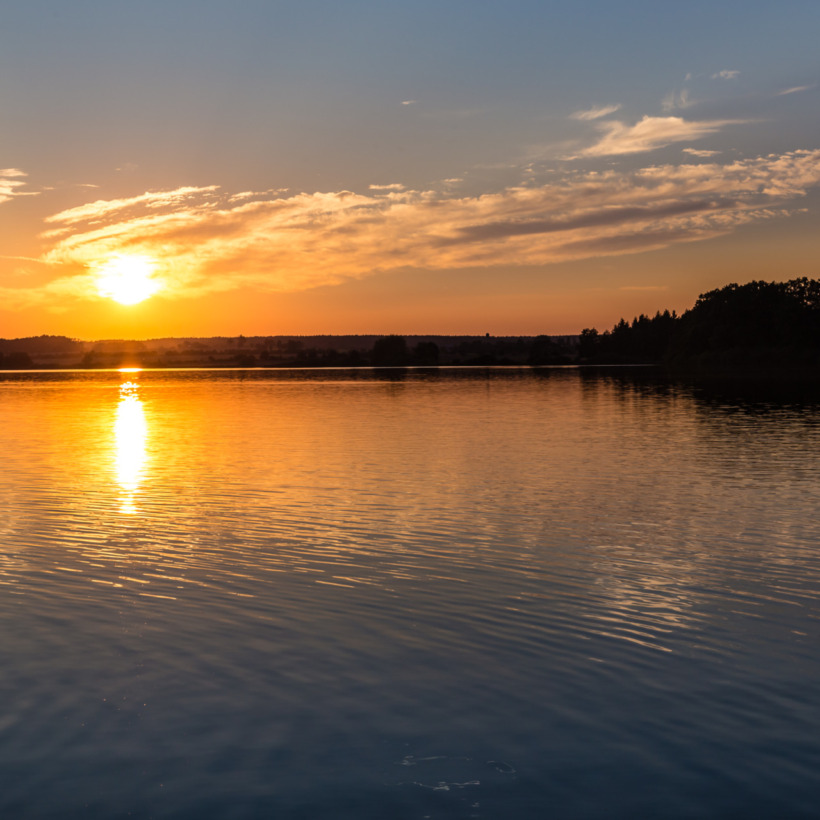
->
[0, 369, 819, 818]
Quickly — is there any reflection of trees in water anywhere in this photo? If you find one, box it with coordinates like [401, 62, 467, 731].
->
[689, 379, 820, 421]
[577, 366, 820, 423]
[572, 367, 820, 640]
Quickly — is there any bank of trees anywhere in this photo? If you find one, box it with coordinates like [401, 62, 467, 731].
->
[579, 310, 677, 363]
[579, 278, 820, 368]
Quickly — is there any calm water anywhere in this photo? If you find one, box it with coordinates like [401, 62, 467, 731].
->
[0, 367, 818, 819]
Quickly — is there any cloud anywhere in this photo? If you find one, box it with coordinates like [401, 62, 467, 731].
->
[27, 149, 820, 308]
[0, 275, 94, 311]
[401, 100, 417, 106]
[44, 186, 219, 231]
[575, 116, 745, 158]
[369, 183, 405, 191]
[570, 104, 622, 121]
[712, 70, 740, 80]
[661, 89, 693, 112]
[0, 168, 36, 205]
[0, 255, 47, 263]
[619, 285, 668, 291]
[777, 84, 814, 96]
[682, 148, 722, 157]
[229, 191, 260, 202]
[228, 189, 287, 202]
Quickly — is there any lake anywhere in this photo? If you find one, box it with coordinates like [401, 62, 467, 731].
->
[0, 367, 818, 819]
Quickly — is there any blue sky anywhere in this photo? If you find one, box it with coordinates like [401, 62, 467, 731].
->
[1, 0, 819, 337]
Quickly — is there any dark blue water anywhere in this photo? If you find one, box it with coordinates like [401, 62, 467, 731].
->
[0, 368, 818, 818]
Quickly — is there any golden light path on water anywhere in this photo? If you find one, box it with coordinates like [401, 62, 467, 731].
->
[114, 374, 147, 515]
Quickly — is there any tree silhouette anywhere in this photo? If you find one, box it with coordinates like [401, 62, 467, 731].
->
[372, 335, 409, 366]
[528, 335, 570, 365]
[579, 277, 820, 369]
[669, 278, 820, 365]
[412, 341, 439, 366]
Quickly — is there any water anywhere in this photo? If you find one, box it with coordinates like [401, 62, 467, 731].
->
[0, 367, 818, 819]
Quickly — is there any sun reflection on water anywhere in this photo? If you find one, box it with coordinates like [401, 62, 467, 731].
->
[115, 380, 147, 514]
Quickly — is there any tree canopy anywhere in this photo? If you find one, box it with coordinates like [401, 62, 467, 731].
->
[579, 278, 820, 368]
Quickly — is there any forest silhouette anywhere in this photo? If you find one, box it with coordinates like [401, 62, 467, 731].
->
[579, 278, 820, 372]
[1, 278, 818, 373]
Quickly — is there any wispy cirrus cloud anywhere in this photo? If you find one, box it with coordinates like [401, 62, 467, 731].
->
[712, 69, 740, 80]
[661, 89, 693, 113]
[42, 185, 218, 230]
[777, 84, 814, 96]
[683, 148, 722, 157]
[29, 149, 820, 308]
[228, 188, 288, 202]
[570, 104, 621, 121]
[0, 168, 37, 205]
[574, 115, 745, 158]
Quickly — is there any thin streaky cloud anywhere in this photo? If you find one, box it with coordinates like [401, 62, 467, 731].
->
[619, 285, 668, 291]
[570, 104, 622, 121]
[712, 70, 740, 80]
[32, 149, 820, 307]
[683, 148, 722, 157]
[777, 85, 814, 96]
[401, 100, 417, 105]
[369, 183, 405, 191]
[228, 190, 287, 202]
[440, 197, 741, 245]
[45, 186, 220, 228]
[1, 169, 35, 205]
[574, 116, 746, 158]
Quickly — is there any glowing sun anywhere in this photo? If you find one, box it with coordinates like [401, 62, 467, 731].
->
[95, 253, 161, 305]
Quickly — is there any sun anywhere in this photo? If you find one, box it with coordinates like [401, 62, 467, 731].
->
[95, 253, 161, 305]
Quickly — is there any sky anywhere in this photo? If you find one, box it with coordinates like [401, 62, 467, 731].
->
[1, 0, 819, 339]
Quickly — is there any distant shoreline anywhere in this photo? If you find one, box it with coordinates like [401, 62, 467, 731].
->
[1, 363, 817, 385]
[3, 277, 820, 378]
[0, 334, 580, 370]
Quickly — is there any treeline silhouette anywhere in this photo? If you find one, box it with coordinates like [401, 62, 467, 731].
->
[3, 279, 817, 372]
[368, 335, 573, 366]
[281, 334, 573, 367]
[580, 278, 820, 370]
[0, 351, 34, 369]
[0, 333, 576, 369]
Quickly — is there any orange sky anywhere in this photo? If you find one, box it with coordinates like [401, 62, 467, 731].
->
[2, 2, 819, 339]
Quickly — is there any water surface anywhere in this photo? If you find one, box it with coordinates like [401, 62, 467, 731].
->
[0, 368, 818, 818]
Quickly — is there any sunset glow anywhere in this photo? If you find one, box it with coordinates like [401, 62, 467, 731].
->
[0, 2, 818, 338]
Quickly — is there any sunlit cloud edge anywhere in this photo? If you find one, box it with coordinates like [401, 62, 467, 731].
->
[7, 148, 819, 311]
